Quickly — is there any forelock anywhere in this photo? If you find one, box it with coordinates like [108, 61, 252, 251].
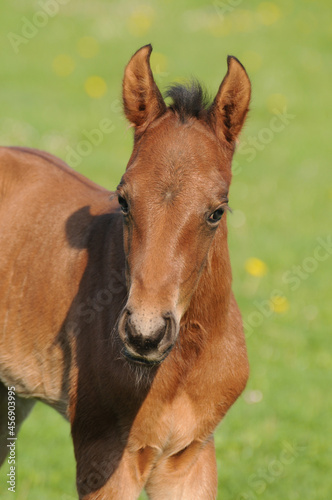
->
[164, 80, 211, 122]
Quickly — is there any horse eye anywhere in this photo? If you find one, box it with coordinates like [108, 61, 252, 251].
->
[208, 207, 224, 224]
[118, 195, 129, 215]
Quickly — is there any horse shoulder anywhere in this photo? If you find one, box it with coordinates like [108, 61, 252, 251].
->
[0, 146, 116, 414]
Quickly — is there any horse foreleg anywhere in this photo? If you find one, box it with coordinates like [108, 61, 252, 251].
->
[73, 428, 154, 500]
[75, 453, 146, 500]
[145, 437, 218, 500]
[0, 381, 35, 466]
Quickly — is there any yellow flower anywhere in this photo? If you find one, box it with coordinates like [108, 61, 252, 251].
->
[245, 258, 268, 277]
[267, 93, 288, 114]
[84, 76, 107, 99]
[127, 7, 154, 36]
[257, 2, 281, 26]
[269, 295, 290, 313]
[52, 55, 75, 77]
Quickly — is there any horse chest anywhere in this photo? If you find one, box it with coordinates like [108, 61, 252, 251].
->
[129, 382, 221, 458]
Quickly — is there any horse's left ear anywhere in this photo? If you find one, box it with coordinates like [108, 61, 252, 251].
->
[123, 44, 166, 131]
[208, 56, 251, 144]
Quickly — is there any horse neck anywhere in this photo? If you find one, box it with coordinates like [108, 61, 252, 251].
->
[184, 218, 232, 332]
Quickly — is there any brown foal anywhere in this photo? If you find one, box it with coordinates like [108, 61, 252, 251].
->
[0, 45, 251, 499]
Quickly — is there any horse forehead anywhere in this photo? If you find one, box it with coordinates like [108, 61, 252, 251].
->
[137, 128, 226, 189]
[123, 115, 231, 200]
[136, 158, 223, 205]
[151, 119, 221, 160]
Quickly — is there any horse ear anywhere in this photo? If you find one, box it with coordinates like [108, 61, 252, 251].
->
[123, 44, 166, 130]
[208, 56, 251, 144]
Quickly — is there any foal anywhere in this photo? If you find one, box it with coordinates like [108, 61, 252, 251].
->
[0, 45, 251, 499]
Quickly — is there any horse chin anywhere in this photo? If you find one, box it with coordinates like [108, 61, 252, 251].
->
[123, 345, 173, 367]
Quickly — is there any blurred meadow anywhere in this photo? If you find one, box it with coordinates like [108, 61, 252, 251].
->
[0, 0, 331, 498]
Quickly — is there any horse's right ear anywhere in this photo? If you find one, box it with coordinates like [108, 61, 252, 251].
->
[123, 44, 166, 131]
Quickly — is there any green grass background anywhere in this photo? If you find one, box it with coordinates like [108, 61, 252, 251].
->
[0, 0, 331, 498]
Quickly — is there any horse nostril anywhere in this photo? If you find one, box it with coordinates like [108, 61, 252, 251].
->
[150, 323, 167, 348]
[124, 307, 132, 318]
[124, 314, 168, 354]
[162, 312, 176, 341]
[124, 313, 136, 342]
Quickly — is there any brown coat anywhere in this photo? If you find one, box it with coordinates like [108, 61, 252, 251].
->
[0, 45, 251, 499]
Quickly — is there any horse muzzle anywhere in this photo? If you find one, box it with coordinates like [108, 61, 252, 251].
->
[118, 307, 178, 365]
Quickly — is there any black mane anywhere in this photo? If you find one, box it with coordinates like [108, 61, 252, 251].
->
[164, 80, 211, 121]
